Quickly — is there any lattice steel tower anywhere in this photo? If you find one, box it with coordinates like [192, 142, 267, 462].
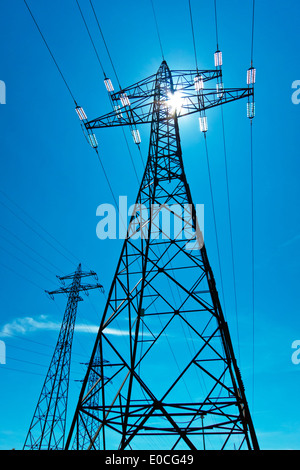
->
[66, 59, 258, 450]
[23, 263, 104, 450]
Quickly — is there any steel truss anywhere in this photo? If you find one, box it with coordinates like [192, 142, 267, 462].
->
[66, 61, 258, 450]
[23, 264, 103, 450]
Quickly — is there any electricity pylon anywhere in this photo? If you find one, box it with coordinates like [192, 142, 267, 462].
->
[23, 263, 104, 450]
[71, 345, 110, 450]
[66, 60, 258, 450]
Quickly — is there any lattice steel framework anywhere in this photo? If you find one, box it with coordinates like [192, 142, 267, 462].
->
[71, 345, 107, 450]
[23, 264, 103, 450]
[66, 61, 258, 450]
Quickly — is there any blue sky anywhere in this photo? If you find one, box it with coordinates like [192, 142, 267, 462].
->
[0, 0, 300, 450]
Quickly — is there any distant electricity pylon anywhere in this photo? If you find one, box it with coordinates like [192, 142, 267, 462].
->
[66, 59, 258, 450]
[71, 344, 108, 450]
[23, 264, 104, 450]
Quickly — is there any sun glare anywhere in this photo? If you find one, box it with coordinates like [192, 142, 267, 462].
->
[166, 91, 184, 115]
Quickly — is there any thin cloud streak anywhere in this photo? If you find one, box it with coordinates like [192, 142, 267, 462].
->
[0, 315, 132, 338]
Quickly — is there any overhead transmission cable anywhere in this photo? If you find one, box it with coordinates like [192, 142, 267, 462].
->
[250, 0, 255, 67]
[0, 195, 78, 268]
[0, 244, 57, 287]
[1, 330, 89, 359]
[74, 1, 138, 233]
[0, 222, 63, 274]
[250, 0, 256, 410]
[213, 0, 220, 50]
[89, 0, 122, 90]
[0, 189, 90, 274]
[203, 135, 226, 315]
[75, 0, 143, 192]
[23, 0, 121, 228]
[0, 229, 59, 278]
[0, 365, 46, 377]
[0, 261, 46, 291]
[212, 0, 240, 357]
[219, 110, 240, 350]
[75, 0, 129, 208]
[23, 0, 77, 105]
[88, 0, 145, 168]
[75, 0, 106, 78]
[23, 1, 129, 275]
[22, 1, 92, 265]
[188, 0, 199, 71]
[4, 354, 88, 379]
[150, 0, 165, 61]
[187, 0, 227, 315]
[74, 0, 123, 207]
[21, 2, 103, 271]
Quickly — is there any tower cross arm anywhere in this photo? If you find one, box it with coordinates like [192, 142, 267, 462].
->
[57, 269, 98, 281]
[109, 69, 221, 101]
[46, 283, 104, 297]
[85, 86, 253, 130]
[179, 86, 254, 117]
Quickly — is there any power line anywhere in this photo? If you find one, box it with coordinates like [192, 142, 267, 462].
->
[121, 128, 140, 184]
[213, 0, 219, 50]
[0, 365, 46, 377]
[6, 342, 91, 365]
[188, 0, 198, 70]
[0, 191, 81, 268]
[94, 149, 119, 210]
[22, 1, 102, 267]
[0, 317, 99, 361]
[188, 2, 227, 319]
[249, 0, 256, 411]
[5, 355, 87, 377]
[0, 244, 56, 287]
[188, 1, 228, 322]
[23, 0, 77, 104]
[75, 0, 106, 77]
[150, 0, 165, 60]
[93, 148, 130, 237]
[0, 261, 45, 291]
[21, 4, 100, 271]
[0, 231, 58, 278]
[0, 222, 63, 274]
[250, 119, 255, 410]
[89, 0, 122, 89]
[86, 3, 145, 172]
[250, 0, 255, 66]
[220, 108, 240, 355]
[203, 134, 226, 316]
[87, 1, 145, 170]
[212, 0, 240, 358]
[74, 2, 143, 191]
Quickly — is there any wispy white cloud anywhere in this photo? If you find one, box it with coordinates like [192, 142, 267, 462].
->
[74, 323, 131, 336]
[0, 315, 60, 337]
[0, 315, 132, 338]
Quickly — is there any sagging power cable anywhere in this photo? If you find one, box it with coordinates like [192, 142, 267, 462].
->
[23, 0, 77, 105]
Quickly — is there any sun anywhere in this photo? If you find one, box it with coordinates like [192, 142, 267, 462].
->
[166, 90, 184, 115]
